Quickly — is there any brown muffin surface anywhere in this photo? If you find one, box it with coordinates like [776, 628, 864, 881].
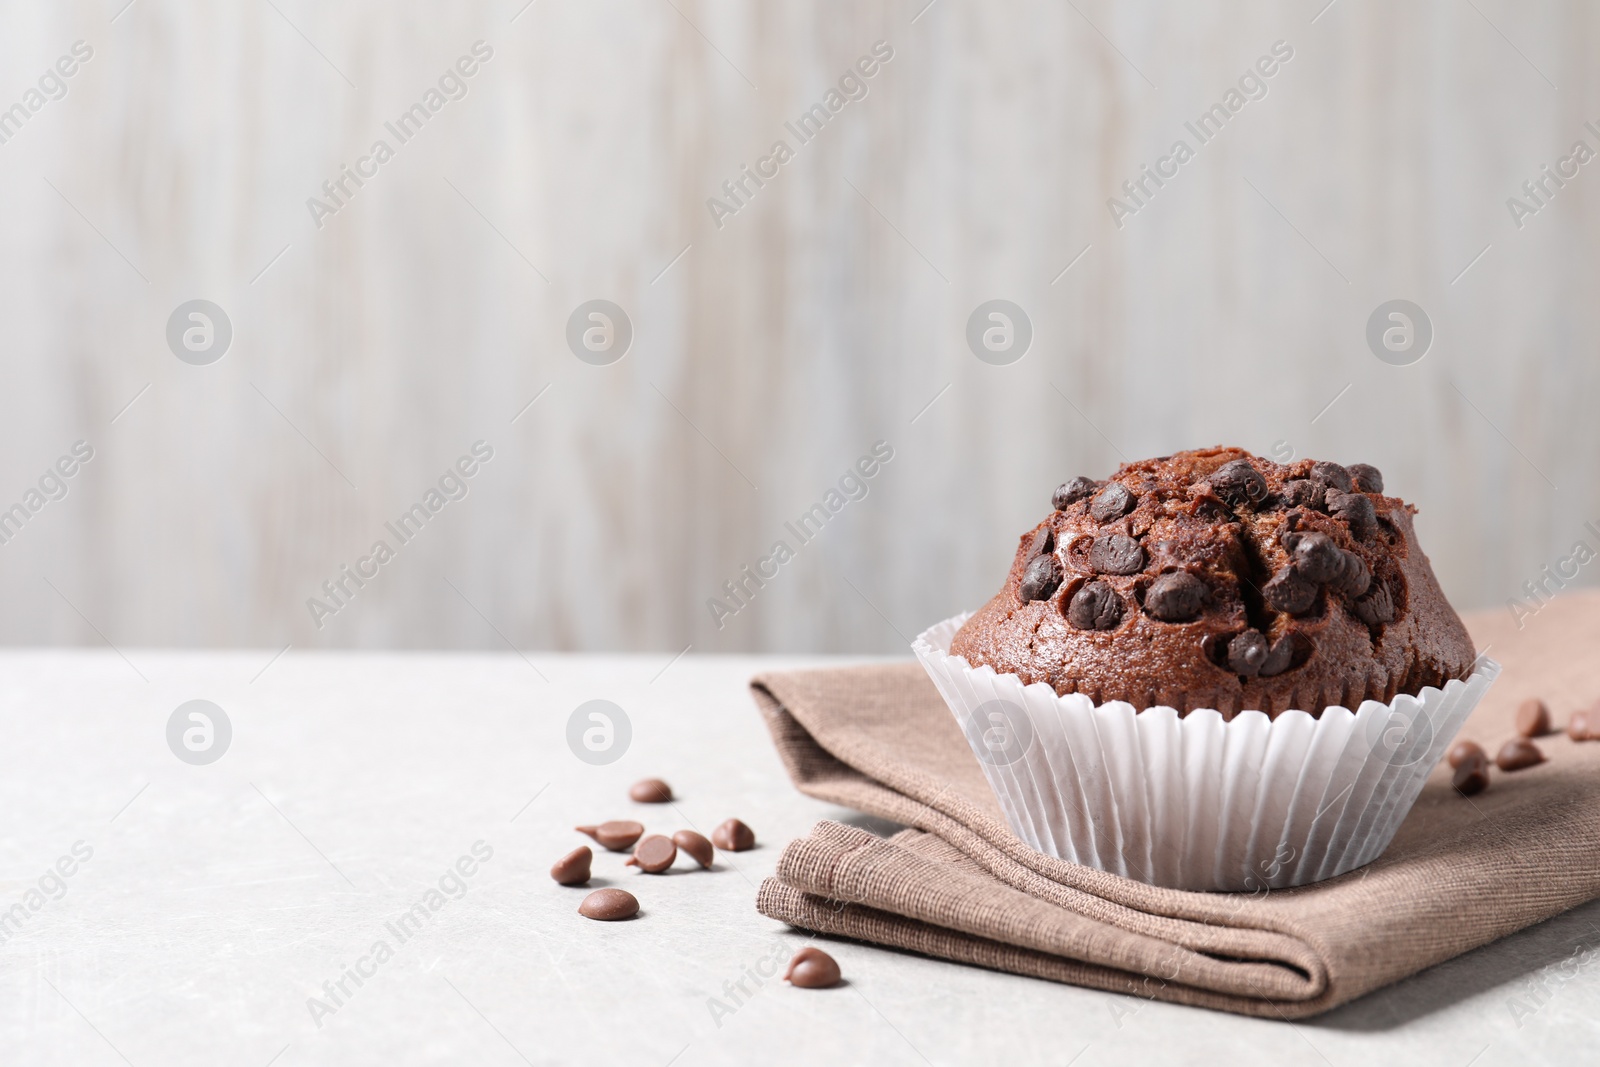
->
[949, 447, 1477, 718]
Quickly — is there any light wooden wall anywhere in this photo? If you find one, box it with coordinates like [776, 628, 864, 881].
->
[0, 0, 1593, 654]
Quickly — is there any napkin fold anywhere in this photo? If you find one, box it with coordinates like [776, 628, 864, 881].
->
[752, 592, 1600, 1017]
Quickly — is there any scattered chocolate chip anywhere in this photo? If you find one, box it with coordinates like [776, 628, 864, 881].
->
[1066, 580, 1123, 630]
[550, 846, 593, 886]
[1089, 483, 1135, 522]
[1452, 755, 1490, 796]
[1570, 709, 1597, 741]
[784, 947, 842, 989]
[673, 830, 715, 869]
[1209, 459, 1267, 507]
[1019, 554, 1063, 602]
[1447, 739, 1487, 769]
[1515, 698, 1551, 738]
[624, 834, 677, 873]
[1326, 490, 1376, 537]
[1263, 566, 1317, 615]
[1348, 463, 1384, 494]
[1353, 583, 1396, 626]
[1495, 738, 1545, 772]
[711, 818, 756, 851]
[1310, 461, 1352, 493]
[1145, 571, 1207, 622]
[578, 888, 639, 921]
[1291, 532, 1343, 584]
[1280, 480, 1325, 510]
[1089, 534, 1145, 575]
[1052, 477, 1097, 511]
[1258, 635, 1296, 677]
[575, 821, 645, 852]
[1329, 551, 1372, 598]
[1227, 630, 1269, 676]
[629, 778, 673, 803]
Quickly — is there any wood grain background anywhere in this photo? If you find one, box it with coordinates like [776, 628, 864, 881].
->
[0, 0, 1593, 655]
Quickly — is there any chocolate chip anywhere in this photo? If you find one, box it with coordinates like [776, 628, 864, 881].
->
[1326, 490, 1376, 537]
[1348, 463, 1384, 494]
[1515, 699, 1551, 738]
[711, 818, 756, 851]
[1280, 480, 1325, 510]
[1026, 526, 1055, 559]
[1088, 483, 1135, 522]
[1227, 630, 1269, 676]
[1447, 739, 1486, 769]
[1209, 459, 1267, 507]
[1570, 709, 1597, 741]
[1353, 583, 1395, 626]
[1262, 566, 1317, 615]
[1258, 635, 1297, 677]
[1019, 554, 1063, 602]
[1495, 738, 1545, 772]
[578, 888, 639, 921]
[1329, 551, 1371, 598]
[629, 778, 673, 803]
[624, 834, 677, 873]
[550, 846, 593, 886]
[575, 820, 645, 852]
[1089, 534, 1144, 575]
[1145, 571, 1207, 622]
[1452, 755, 1490, 797]
[1291, 532, 1343, 583]
[784, 947, 842, 989]
[1066, 580, 1123, 630]
[1310, 461, 1352, 493]
[673, 830, 715, 869]
[1052, 477, 1097, 511]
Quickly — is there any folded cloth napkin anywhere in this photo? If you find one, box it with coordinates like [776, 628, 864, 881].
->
[752, 591, 1600, 1018]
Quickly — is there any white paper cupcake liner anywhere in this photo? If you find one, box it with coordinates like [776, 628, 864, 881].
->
[913, 613, 1499, 892]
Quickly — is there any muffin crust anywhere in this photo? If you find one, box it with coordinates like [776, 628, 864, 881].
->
[949, 447, 1478, 718]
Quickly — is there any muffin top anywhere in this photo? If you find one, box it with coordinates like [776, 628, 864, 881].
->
[948, 447, 1478, 717]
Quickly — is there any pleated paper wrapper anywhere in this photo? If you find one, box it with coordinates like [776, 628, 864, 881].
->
[913, 613, 1500, 891]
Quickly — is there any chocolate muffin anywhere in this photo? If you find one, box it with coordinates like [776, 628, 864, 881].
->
[949, 447, 1477, 717]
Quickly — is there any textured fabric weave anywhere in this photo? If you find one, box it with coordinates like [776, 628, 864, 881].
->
[752, 592, 1600, 1017]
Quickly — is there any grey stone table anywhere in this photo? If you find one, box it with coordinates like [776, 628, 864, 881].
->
[1, 650, 1594, 1066]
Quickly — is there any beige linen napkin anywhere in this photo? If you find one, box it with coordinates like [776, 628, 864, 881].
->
[752, 591, 1600, 1018]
